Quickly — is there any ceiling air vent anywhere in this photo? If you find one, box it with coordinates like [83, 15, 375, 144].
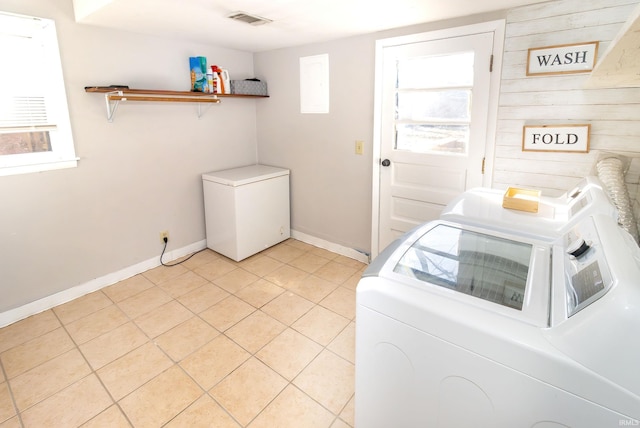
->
[227, 11, 272, 26]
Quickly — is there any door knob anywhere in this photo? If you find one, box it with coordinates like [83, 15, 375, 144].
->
[381, 159, 391, 167]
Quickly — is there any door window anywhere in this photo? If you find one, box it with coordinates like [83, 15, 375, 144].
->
[395, 52, 474, 155]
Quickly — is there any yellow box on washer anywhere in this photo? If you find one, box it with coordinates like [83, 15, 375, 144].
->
[503, 187, 541, 213]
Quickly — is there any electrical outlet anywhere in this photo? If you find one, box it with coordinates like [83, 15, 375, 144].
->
[159, 230, 169, 243]
[355, 140, 364, 155]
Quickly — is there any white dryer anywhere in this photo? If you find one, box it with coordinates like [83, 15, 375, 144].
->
[355, 214, 640, 427]
[440, 176, 617, 241]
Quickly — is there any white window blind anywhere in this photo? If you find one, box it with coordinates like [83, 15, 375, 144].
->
[0, 96, 55, 131]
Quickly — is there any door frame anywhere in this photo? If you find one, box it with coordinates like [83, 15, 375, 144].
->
[370, 20, 506, 257]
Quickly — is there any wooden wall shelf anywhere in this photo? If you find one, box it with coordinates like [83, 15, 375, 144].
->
[84, 87, 268, 121]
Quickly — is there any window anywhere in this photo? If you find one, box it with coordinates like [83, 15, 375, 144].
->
[394, 52, 474, 155]
[0, 11, 76, 176]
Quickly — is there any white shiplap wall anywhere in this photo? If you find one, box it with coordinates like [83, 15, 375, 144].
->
[495, 0, 640, 225]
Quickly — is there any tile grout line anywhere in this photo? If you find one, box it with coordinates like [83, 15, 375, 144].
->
[64, 259, 250, 426]
[1, 240, 361, 427]
[175, 249, 356, 426]
[99, 276, 233, 427]
[49, 296, 139, 428]
[140, 251, 306, 427]
[221, 246, 359, 426]
[103, 277, 226, 427]
[0, 353, 25, 428]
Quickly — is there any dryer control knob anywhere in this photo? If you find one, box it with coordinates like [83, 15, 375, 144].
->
[568, 239, 590, 258]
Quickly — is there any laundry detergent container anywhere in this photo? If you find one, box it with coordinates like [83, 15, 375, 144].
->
[202, 164, 290, 261]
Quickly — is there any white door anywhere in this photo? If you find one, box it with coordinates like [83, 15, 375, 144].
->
[373, 24, 502, 255]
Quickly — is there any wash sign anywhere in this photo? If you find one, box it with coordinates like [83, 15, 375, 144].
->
[527, 42, 598, 76]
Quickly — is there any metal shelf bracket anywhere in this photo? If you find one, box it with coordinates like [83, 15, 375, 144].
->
[105, 91, 122, 122]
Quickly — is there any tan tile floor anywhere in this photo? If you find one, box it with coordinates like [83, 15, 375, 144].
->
[0, 239, 364, 427]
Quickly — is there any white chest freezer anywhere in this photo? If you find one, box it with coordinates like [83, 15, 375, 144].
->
[202, 164, 290, 261]
[355, 214, 640, 427]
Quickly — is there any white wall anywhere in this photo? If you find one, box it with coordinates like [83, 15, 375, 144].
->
[0, 0, 258, 314]
[254, 11, 507, 256]
[5, 0, 640, 321]
[495, 0, 640, 201]
[255, 0, 640, 257]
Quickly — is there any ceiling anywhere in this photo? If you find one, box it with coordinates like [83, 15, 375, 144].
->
[72, 0, 550, 53]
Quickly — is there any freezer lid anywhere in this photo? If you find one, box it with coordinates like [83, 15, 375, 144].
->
[202, 164, 289, 186]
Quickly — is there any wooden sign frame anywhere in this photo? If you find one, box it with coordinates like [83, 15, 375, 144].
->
[522, 124, 590, 153]
[526, 41, 599, 76]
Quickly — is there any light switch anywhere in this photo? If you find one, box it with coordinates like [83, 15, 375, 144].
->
[355, 140, 364, 155]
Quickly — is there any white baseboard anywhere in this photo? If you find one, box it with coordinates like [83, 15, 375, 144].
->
[0, 234, 365, 328]
[291, 230, 370, 264]
[0, 240, 207, 329]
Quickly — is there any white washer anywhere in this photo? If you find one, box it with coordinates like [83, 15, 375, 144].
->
[440, 176, 617, 241]
[355, 215, 640, 427]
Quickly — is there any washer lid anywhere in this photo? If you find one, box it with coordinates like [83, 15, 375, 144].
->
[393, 223, 533, 311]
[378, 220, 552, 327]
[202, 164, 289, 186]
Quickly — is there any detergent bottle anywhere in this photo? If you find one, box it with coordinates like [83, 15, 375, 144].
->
[209, 66, 219, 94]
[206, 69, 214, 94]
[211, 66, 230, 94]
[211, 66, 221, 94]
[220, 69, 230, 94]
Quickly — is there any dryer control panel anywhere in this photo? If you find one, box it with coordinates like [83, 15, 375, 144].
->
[562, 217, 613, 317]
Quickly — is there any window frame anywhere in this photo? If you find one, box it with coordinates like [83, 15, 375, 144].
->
[0, 11, 77, 176]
